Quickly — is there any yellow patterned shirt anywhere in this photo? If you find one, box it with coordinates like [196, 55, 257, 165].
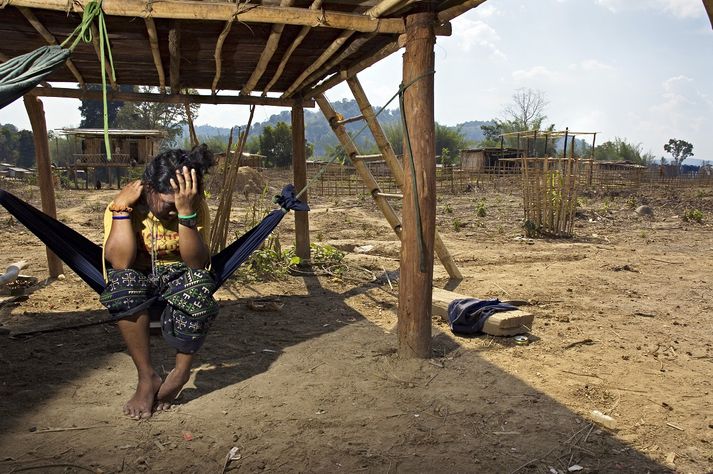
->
[102, 199, 210, 278]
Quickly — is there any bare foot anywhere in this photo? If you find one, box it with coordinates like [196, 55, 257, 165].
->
[123, 372, 162, 420]
[155, 369, 190, 411]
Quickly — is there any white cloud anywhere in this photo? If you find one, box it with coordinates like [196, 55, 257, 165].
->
[596, 0, 704, 19]
[473, 3, 499, 18]
[449, 16, 506, 60]
[574, 59, 615, 72]
[512, 66, 561, 82]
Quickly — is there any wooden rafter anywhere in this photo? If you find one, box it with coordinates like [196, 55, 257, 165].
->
[261, 0, 323, 96]
[211, 18, 234, 94]
[16, 6, 85, 88]
[89, 22, 118, 90]
[306, 40, 400, 98]
[29, 86, 316, 107]
[437, 0, 487, 22]
[282, 30, 355, 98]
[12, 0, 405, 34]
[365, 0, 412, 19]
[144, 17, 166, 93]
[241, 0, 295, 95]
[169, 20, 181, 92]
[704, 0, 713, 28]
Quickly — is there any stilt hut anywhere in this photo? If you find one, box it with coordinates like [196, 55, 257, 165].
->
[0, 0, 487, 358]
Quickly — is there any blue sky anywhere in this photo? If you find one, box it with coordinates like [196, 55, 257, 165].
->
[1, 0, 711, 162]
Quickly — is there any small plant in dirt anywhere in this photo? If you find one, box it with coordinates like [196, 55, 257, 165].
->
[682, 209, 704, 223]
[639, 231, 647, 239]
[475, 199, 487, 218]
[626, 196, 637, 209]
[452, 218, 465, 232]
[316, 231, 325, 242]
[601, 199, 611, 214]
[443, 202, 453, 214]
[497, 225, 504, 234]
[577, 197, 587, 208]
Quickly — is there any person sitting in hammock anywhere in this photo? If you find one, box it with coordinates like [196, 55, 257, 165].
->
[100, 144, 217, 419]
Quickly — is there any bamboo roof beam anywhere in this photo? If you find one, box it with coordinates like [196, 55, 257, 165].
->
[261, 0, 323, 96]
[169, 21, 181, 92]
[437, 0, 487, 22]
[144, 17, 166, 93]
[241, 0, 295, 95]
[365, 0, 412, 19]
[305, 40, 400, 98]
[10, 0, 405, 34]
[211, 18, 234, 94]
[282, 30, 354, 98]
[16, 6, 85, 88]
[89, 22, 118, 90]
[28, 86, 316, 107]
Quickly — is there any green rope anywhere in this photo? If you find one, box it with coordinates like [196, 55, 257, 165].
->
[60, 1, 116, 161]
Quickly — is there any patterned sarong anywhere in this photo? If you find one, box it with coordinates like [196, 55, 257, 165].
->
[100, 264, 219, 354]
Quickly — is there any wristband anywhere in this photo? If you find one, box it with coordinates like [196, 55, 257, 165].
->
[112, 215, 131, 220]
[178, 212, 197, 219]
[109, 204, 133, 213]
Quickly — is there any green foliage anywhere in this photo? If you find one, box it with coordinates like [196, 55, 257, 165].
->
[381, 122, 470, 161]
[78, 84, 132, 128]
[443, 202, 453, 214]
[115, 86, 200, 146]
[664, 138, 694, 172]
[253, 121, 314, 167]
[682, 209, 703, 223]
[626, 196, 637, 209]
[452, 218, 465, 232]
[0, 124, 37, 168]
[475, 199, 487, 217]
[594, 138, 651, 165]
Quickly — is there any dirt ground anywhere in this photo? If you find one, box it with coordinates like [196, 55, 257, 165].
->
[0, 174, 711, 473]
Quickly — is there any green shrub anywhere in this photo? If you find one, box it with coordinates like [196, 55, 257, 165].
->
[683, 209, 704, 223]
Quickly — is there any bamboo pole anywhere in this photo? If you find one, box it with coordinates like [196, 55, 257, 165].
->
[17, 7, 85, 88]
[365, 0, 411, 18]
[23, 96, 64, 278]
[437, 0, 487, 22]
[282, 30, 355, 98]
[292, 101, 310, 260]
[261, 0, 323, 95]
[399, 11, 436, 359]
[211, 19, 234, 94]
[29, 86, 315, 107]
[144, 17, 166, 93]
[169, 21, 181, 92]
[346, 75, 461, 279]
[11, 0, 405, 34]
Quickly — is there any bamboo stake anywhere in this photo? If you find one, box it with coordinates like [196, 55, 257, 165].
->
[282, 30, 355, 98]
[211, 19, 235, 94]
[17, 6, 85, 88]
[144, 17, 166, 93]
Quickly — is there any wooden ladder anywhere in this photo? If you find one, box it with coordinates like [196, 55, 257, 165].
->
[315, 78, 462, 279]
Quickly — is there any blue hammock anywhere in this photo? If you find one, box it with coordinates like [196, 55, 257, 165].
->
[0, 185, 308, 293]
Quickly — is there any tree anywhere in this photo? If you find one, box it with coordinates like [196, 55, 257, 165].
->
[258, 122, 292, 167]
[593, 137, 652, 165]
[663, 138, 694, 173]
[115, 87, 200, 146]
[78, 84, 132, 128]
[381, 122, 470, 161]
[504, 88, 548, 131]
[16, 130, 35, 168]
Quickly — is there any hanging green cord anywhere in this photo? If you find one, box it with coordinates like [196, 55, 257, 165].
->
[60, 1, 116, 161]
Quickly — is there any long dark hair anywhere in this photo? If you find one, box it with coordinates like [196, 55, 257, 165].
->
[142, 144, 214, 195]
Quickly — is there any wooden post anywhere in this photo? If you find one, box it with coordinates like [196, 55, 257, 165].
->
[23, 96, 64, 277]
[292, 101, 310, 261]
[399, 11, 435, 359]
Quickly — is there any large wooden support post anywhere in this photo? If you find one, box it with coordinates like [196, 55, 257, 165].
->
[399, 12, 436, 359]
[292, 101, 310, 260]
[23, 96, 64, 277]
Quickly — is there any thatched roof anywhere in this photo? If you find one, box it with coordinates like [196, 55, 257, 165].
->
[0, 0, 483, 105]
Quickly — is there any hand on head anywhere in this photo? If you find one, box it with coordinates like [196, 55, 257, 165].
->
[113, 180, 144, 209]
[170, 166, 199, 216]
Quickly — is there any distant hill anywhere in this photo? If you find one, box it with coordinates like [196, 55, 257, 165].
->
[185, 100, 489, 157]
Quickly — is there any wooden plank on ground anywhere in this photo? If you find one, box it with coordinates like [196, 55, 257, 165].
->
[432, 287, 534, 337]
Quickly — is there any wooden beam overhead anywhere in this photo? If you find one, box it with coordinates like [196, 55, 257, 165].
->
[144, 17, 166, 93]
[211, 19, 234, 94]
[28, 86, 316, 107]
[306, 40, 400, 98]
[704, 0, 713, 29]
[437, 0, 487, 23]
[261, 0, 323, 96]
[89, 22, 118, 90]
[10, 0, 406, 34]
[365, 0, 412, 19]
[241, 0, 295, 95]
[282, 30, 355, 98]
[169, 21, 181, 92]
[16, 6, 85, 88]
